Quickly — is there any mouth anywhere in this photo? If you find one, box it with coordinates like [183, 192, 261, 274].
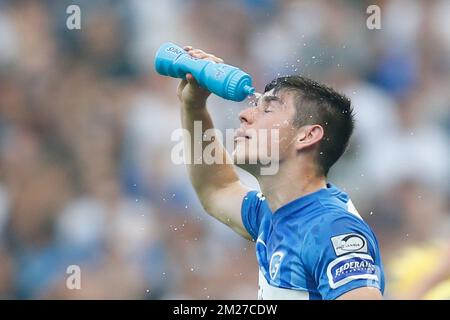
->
[234, 135, 250, 142]
[234, 128, 251, 142]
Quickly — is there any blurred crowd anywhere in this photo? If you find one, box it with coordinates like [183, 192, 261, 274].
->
[0, 0, 449, 299]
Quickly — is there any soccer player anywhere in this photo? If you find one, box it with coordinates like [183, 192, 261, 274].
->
[177, 46, 385, 300]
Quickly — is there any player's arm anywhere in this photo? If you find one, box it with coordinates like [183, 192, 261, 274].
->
[177, 46, 252, 240]
[302, 216, 385, 300]
[337, 287, 383, 300]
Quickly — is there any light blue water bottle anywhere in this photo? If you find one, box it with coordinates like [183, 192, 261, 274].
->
[154, 42, 255, 102]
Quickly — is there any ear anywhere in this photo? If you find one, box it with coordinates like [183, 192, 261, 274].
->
[294, 125, 324, 151]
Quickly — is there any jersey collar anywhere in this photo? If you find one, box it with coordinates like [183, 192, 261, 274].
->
[271, 183, 340, 217]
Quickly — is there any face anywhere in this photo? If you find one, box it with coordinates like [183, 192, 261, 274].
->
[233, 89, 299, 174]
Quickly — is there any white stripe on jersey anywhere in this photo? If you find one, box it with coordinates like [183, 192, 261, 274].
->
[258, 270, 309, 300]
[346, 199, 363, 220]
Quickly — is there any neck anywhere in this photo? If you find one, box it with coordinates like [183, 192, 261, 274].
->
[257, 160, 327, 213]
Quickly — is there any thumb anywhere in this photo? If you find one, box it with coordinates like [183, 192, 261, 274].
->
[177, 79, 188, 100]
[177, 79, 188, 90]
[186, 73, 199, 86]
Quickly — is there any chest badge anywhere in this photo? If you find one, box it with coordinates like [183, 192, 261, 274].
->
[269, 251, 284, 280]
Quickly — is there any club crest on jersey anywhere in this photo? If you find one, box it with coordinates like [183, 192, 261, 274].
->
[331, 233, 368, 256]
[269, 251, 284, 280]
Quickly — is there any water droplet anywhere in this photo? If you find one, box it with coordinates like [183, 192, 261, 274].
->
[369, 211, 373, 215]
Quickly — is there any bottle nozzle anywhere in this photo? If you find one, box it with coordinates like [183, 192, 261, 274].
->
[243, 85, 255, 96]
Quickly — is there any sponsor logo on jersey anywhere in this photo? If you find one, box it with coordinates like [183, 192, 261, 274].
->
[269, 251, 284, 280]
[326, 253, 379, 289]
[331, 233, 368, 256]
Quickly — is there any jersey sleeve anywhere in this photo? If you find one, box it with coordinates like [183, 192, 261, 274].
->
[241, 190, 267, 241]
[301, 215, 384, 300]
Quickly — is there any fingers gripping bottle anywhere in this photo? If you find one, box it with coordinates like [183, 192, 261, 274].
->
[154, 42, 255, 102]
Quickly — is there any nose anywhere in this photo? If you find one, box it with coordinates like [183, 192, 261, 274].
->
[239, 107, 254, 125]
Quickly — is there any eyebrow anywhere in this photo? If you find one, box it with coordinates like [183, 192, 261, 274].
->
[260, 95, 283, 104]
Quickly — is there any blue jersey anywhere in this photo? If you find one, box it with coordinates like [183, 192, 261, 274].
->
[241, 183, 385, 300]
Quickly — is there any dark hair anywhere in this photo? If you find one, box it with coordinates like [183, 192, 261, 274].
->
[265, 75, 354, 176]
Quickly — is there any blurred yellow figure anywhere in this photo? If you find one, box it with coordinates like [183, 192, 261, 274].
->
[425, 280, 450, 300]
[388, 242, 450, 299]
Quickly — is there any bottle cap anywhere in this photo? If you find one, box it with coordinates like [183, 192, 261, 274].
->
[226, 70, 255, 101]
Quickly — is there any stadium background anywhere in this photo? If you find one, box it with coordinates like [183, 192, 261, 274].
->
[0, 0, 449, 299]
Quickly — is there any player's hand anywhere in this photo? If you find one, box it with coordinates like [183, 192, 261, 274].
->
[177, 46, 224, 108]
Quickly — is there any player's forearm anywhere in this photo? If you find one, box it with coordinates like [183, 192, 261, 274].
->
[180, 103, 240, 200]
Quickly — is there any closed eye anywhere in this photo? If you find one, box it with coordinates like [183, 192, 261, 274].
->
[262, 95, 281, 112]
